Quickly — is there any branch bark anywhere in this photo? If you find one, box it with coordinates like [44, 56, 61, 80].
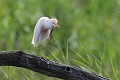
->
[0, 50, 109, 80]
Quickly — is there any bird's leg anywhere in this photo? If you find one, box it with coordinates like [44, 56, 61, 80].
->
[40, 46, 42, 57]
[48, 27, 55, 41]
[48, 32, 53, 41]
[51, 27, 55, 33]
[40, 45, 44, 59]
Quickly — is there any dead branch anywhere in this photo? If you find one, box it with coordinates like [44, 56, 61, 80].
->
[0, 50, 109, 80]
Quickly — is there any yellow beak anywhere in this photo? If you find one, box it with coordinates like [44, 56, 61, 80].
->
[55, 24, 60, 28]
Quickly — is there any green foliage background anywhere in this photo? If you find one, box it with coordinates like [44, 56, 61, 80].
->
[0, 0, 120, 80]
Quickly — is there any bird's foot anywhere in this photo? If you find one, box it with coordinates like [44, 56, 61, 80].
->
[40, 56, 46, 60]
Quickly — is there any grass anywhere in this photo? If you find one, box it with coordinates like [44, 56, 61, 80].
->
[0, 0, 120, 80]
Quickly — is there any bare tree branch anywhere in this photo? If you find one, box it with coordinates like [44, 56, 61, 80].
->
[0, 50, 109, 80]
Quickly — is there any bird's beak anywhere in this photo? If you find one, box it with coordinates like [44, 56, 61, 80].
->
[54, 24, 60, 28]
[56, 24, 60, 28]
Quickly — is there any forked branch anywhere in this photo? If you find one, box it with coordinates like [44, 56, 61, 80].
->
[0, 50, 109, 80]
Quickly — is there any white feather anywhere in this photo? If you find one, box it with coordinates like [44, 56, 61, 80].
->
[31, 17, 51, 47]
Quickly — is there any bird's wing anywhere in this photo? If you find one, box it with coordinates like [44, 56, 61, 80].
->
[31, 17, 50, 47]
[31, 19, 42, 47]
[40, 28, 51, 41]
[38, 26, 51, 43]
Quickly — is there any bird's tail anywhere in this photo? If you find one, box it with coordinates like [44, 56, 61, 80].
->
[31, 38, 38, 47]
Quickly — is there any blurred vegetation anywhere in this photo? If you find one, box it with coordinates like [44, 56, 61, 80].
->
[0, 0, 120, 80]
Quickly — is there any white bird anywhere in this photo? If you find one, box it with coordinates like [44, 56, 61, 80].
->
[31, 17, 60, 47]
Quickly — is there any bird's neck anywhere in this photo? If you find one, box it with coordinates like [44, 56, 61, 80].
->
[44, 21, 53, 29]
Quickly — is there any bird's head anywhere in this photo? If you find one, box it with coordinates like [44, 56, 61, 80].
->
[50, 18, 60, 28]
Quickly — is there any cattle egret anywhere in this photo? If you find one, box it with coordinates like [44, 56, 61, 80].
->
[31, 17, 60, 47]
